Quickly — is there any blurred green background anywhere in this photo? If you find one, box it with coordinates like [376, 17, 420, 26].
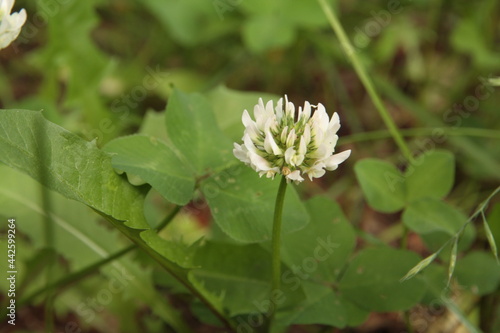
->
[1, 0, 500, 332]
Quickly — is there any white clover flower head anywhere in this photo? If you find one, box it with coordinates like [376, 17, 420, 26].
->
[0, 0, 27, 50]
[233, 96, 351, 184]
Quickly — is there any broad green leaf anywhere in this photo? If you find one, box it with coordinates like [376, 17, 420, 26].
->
[239, 0, 328, 27]
[355, 152, 457, 213]
[240, 0, 279, 14]
[242, 15, 295, 53]
[276, 283, 346, 328]
[0, 109, 148, 229]
[402, 198, 468, 235]
[420, 228, 475, 256]
[201, 166, 309, 243]
[455, 251, 500, 296]
[160, 69, 208, 96]
[141, 0, 222, 46]
[339, 247, 426, 311]
[104, 135, 195, 205]
[260, 198, 360, 330]
[0, 164, 123, 270]
[239, 0, 328, 55]
[354, 159, 405, 213]
[139, 110, 168, 141]
[205, 86, 279, 142]
[405, 150, 455, 202]
[275, 282, 369, 329]
[102, 213, 233, 329]
[342, 294, 371, 327]
[0, 165, 190, 332]
[187, 274, 226, 322]
[189, 242, 270, 316]
[280, 0, 329, 28]
[239, 0, 329, 27]
[0, 110, 232, 328]
[279, 196, 356, 283]
[188, 241, 304, 316]
[140, 230, 197, 269]
[165, 90, 234, 175]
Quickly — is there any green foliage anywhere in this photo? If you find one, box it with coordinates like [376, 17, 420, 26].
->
[455, 251, 500, 296]
[201, 166, 309, 243]
[405, 150, 455, 202]
[339, 247, 426, 312]
[240, 0, 329, 53]
[271, 197, 367, 329]
[280, 196, 356, 283]
[1, 98, 494, 331]
[206, 86, 279, 142]
[30, 0, 116, 139]
[403, 198, 468, 236]
[354, 158, 406, 213]
[104, 135, 195, 205]
[190, 241, 302, 316]
[165, 90, 234, 175]
[0, 165, 189, 332]
[355, 150, 479, 282]
[141, 0, 330, 53]
[276, 283, 368, 329]
[2, 0, 500, 331]
[0, 108, 232, 329]
[0, 109, 148, 229]
[355, 150, 455, 213]
[450, 2, 500, 70]
[141, 0, 226, 46]
[242, 15, 295, 54]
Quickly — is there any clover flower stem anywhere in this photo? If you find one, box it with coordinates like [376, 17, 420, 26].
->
[271, 176, 288, 320]
[317, 0, 414, 163]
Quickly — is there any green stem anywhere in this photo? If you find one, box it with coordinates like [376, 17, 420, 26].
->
[470, 186, 500, 220]
[271, 176, 288, 317]
[19, 205, 182, 308]
[19, 245, 136, 307]
[156, 205, 182, 231]
[375, 76, 500, 180]
[317, 0, 413, 162]
[96, 210, 237, 331]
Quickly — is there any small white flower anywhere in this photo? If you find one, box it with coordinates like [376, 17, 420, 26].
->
[233, 96, 351, 184]
[0, 0, 27, 50]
